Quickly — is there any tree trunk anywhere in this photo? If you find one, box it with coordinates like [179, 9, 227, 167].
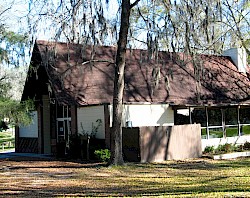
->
[110, 0, 131, 165]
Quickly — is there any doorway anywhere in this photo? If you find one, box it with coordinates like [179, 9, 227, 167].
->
[56, 105, 71, 155]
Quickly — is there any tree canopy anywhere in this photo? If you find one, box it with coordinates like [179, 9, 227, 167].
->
[0, 2, 33, 129]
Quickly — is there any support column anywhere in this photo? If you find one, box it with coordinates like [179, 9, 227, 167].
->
[205, 106, 209, 139]
[238, 105, 241, 136]
[104, 104, 111, 149]
[42, 95, 51, 154]
[71, 105, 77, 135]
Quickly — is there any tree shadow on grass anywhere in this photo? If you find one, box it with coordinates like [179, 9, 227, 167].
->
[0, 157, 250, 197]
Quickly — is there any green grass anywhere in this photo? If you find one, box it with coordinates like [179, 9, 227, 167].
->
[0, 131, 15, 151]
[0, 153, 250, 197]
[76, 158, 250, 197]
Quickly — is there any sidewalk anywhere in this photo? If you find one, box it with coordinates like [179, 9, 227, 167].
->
[0, 149, 53, 159]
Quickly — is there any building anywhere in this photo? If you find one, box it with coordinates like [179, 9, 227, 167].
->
[16, 40, 250, 161]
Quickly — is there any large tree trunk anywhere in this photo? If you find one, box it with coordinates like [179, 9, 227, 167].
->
[110, 0, 131, 165]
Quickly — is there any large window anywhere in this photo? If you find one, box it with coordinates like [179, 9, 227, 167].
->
[174, 106, 250, 139]
[207, 108, 223, 138]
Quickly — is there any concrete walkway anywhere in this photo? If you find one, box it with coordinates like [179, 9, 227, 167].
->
[0, 149, 53, 159]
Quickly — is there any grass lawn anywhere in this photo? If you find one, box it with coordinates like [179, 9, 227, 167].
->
[0, 131, 15, 152]
[0, 157, 249, 197]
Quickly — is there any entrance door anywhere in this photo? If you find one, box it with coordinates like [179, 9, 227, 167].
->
[57, 118, 71, 154]
[56, 105, 71, 155]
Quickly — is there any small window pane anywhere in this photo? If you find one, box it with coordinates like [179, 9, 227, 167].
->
[226, 126, 238, 137]
[242, 125, 250, 136]
[192, 108, 206, 127]
[175, 109, 190, 125]
[225, 108, 237, 125]
[209, 127, 223, 138]
[208, 109, 222, 126]
[201, 128, 207, 139]
[57, 105, 63, 118]
[240, 107, 250, 124]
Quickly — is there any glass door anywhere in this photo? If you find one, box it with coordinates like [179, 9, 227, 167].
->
[56, 105, 71, 155]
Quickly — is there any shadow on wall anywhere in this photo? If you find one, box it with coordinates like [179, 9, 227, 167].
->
[139, 124, 202, 162]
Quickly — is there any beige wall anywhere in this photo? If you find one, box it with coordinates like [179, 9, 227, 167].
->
[140, 124, 202, 162]
[109, 104, 174, 127]
[77, 105, 105, 139]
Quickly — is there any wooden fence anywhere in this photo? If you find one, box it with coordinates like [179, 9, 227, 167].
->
[122, 124, 202, 162]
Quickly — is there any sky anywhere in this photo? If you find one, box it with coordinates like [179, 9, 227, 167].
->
[1, 0, 120, 41]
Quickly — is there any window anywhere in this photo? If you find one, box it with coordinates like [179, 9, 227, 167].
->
[191, 108, 206, 127]
[207, 108, 223, 138]
[240, 107, 250, 136]
[208, 108, 222, 126]
[225, 107, 238, 137]
[175, 108, 190, 125]
[240, 107, 250, 124]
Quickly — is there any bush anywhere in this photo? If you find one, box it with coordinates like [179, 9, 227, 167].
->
[243, 141, 250, 150]
[204, 146, 215, 154]
[94, 149, 111, 162]
[216, 143, 235, 153]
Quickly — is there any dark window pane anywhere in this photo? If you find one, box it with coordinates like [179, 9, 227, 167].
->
[175, 109, 190, 125]
[57, 105, 63, 118]
[240, 107, 250, 124]
[192, 108, 206, 127]
[208, 109, 222, 126]
[225, 108, 237, 125]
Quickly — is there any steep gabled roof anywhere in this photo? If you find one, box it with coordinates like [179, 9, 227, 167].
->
[22, 40, 250, 106]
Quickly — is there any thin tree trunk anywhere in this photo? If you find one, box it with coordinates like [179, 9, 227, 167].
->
[110, 0, 131, 165]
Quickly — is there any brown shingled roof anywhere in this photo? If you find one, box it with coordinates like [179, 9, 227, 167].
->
[25, 40, 250, 106]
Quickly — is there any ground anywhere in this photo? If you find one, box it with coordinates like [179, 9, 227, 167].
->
[0, 155, 250, 197]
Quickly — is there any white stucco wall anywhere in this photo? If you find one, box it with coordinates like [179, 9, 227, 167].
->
[201, 135, 250, 151]
[19, 111, 38, 138]
[109, 104, 174, 127]
[77, 105, 105, 139]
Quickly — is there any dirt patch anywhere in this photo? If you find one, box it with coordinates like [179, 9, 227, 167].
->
[0, 156, 105, 197]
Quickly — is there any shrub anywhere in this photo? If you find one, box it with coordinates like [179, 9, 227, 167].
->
[94, 149, 111, 162]
[236, 144, 244, 152]
[204, 146, 215, 154]
[216, 143, 236, 153]
[243, 141, 250, 150]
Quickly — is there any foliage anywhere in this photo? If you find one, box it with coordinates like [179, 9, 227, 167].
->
[216, 143, 236, 153]
[80, 119, 102, 138]
[68, 119, 105, 160]
[204, 142, 250, 155]
[0, 25, 27, 66]
[94, 149, 111, 162]
[0, 98, 34, 126]
[243, 141, 250, 150]
[203, 146, 215, 154]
